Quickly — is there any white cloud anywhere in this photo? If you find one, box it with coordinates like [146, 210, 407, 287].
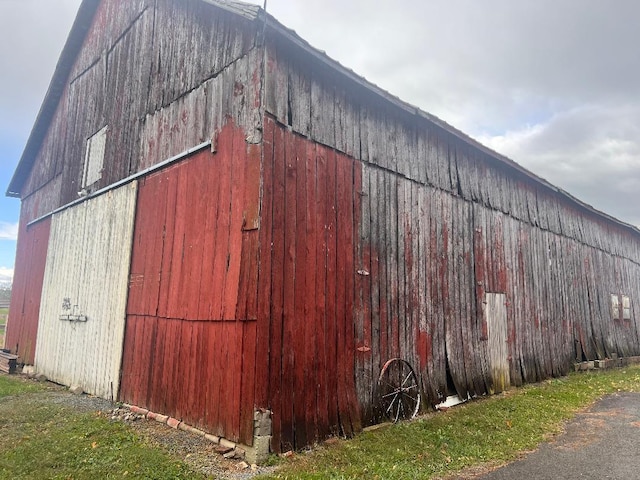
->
[261, 0, 640, 227]
[0, 266, 13, 286]
[477, 104, 640, 226]
[2, 0, 640, 229]
[0, 222, 18, 241]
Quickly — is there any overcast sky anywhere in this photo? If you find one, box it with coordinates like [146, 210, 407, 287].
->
[1, 0, 639, 285]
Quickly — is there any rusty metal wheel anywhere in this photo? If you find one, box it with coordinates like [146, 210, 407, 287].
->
[377, 358, 421, 422]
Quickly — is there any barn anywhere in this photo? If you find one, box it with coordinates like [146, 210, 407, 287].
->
[6, 0, 640, 458]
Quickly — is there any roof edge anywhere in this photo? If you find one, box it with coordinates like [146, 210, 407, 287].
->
[7, 0, 638, 238]
[6, 0, 101, 198]
[263, 14, 640, 237]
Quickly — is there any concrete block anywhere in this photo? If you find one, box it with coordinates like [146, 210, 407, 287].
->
[245, 436, 271, 465]
[147, 411, 169, 423]
[255, 419, 272, 437]
[220, 438, 237, 450]
[178, 423, 205, 437]
[253, 409, 272, 437]
[167, 417, 181, 429]
[130, 405, 149, 415]
[69, 385, 84, 395]
[204, 433, 220, 443]
[153, 413, 169, 424]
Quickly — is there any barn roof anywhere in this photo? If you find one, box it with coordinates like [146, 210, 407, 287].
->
[7, 0, 639, 236]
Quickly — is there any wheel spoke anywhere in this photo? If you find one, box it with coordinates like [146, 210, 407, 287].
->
[385, 392, 400, 415]
[378, 359, 421, 422]
[382, 390, 401, 399]
[394, 397, 402, 423]
[382, 379, 397, 391]
[401, 392, 418, 407]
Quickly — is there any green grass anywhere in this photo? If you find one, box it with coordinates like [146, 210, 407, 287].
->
[2, 367, 640, 479]
[260, 366, 640, 479]
[0, 375, 207, 479]
[0, 375, 45, 399]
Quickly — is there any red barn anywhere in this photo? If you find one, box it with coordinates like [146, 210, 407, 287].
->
[6, 0, 640, 460]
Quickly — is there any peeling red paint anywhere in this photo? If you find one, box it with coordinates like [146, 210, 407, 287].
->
[5, 217, 51, 365]
[120, 121, 259, 446]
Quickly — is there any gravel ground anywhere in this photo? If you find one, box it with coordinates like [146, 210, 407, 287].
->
[17, 377, 276, 479]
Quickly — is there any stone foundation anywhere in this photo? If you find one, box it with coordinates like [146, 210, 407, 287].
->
[124, 404, 272, 465]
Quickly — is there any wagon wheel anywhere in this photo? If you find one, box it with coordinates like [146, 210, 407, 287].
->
[377, 358, 421, 422]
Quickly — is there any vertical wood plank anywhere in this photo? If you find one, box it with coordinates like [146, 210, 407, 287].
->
[267, 120, 286, 451]
[255, 117, 275, 408]
[325, 148, 340, 435]
[303, 138, 318, 443]
[292, 133, 308, 448]
[314, 145, 330, 440]
[280, 123, 297, 451]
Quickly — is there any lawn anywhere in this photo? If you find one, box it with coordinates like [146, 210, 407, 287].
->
[2, 366, 640, 479]
[259, 366, 640, 479]
[0, 375, 207, 479]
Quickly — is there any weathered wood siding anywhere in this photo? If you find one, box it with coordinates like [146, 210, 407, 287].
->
[19, 0, 261, 223]
[254, 117, 362, 452]
[120, 123, 260, 445]
[5, 216, 51, 364]
[264, 35, 640, 423]
[34, 182, 137, 399]
[485, 293, 509, 393]
[11, 0, 640, 454]
[351, 147, 640, 418]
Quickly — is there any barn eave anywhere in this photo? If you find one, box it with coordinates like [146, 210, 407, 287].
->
[7, 0, 639, 239]
[261, 14, 640, 237]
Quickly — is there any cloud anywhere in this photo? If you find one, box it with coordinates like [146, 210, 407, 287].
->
[262, 0, 640, 228]
[0, 267, 13, 286]
[0, 222, 18, 241]
[0, 0, 82, 138]
[2, 0, 639, 229]
[477, 104, 640, 226]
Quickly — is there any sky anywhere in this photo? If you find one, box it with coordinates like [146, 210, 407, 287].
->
[1, 0, 639, 286]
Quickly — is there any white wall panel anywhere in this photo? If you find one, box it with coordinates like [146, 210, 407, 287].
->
[35, 181, 137, 400]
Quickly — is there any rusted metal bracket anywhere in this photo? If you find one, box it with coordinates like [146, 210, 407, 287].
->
[59, 314, 88, 323]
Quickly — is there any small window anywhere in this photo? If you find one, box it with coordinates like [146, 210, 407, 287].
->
[622, 295, 631, 321]
[82, 126, 108, 189]
[611, 293, 632, 321]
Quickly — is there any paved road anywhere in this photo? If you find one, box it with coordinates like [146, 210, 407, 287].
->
[476, 392, 640, 479]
